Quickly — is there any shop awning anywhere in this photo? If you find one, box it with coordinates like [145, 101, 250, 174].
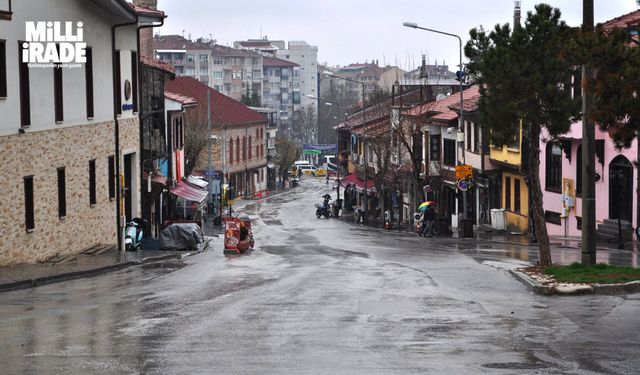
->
[170, 182, 208, 205]
[339, 173, 376, 195]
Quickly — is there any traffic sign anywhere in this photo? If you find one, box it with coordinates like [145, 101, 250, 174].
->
[455, 164, 473, 180]
[457, 179, 470, 192]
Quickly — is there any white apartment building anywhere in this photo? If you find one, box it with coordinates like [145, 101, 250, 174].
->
[0, 0, 162, 265]
[262, 57, 300, 138]
[276, 41, 318, 130]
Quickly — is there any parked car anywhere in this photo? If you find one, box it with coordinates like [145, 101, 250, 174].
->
[298, 165, 318, 176]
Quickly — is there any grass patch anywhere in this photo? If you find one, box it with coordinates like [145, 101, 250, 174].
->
[543, 262, 640, 284]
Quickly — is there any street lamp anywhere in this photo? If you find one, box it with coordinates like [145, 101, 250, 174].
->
[322, 71, 369, 223]
[403, 21, 468, 221]
[307, 94, 346, 206]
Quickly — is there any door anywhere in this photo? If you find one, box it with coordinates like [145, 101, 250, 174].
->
[124, 153, 133, 223]
[609, 155, 633, 222]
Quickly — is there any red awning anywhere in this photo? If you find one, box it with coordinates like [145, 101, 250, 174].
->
[339, 174, 376, 195]
[170, 182, 208, 205]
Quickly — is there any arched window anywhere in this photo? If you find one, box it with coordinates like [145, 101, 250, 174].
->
[229, 138, 234, 164]
[545, 141, 562, 192]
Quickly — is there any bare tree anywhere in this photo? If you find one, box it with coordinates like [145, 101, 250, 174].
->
[369, 122, 393, 226]
[298, 104, 318, 145]
[183, 103, 208, 176]
[275, 137, 300, 183]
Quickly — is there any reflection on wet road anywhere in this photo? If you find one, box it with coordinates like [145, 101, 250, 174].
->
[1, 178, 639, 374]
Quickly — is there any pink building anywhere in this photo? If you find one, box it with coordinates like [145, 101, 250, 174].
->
[540, 122, 637, 239]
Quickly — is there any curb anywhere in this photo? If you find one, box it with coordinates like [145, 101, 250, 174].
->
[0, 252, 199, 294]
[509, 269, 640, 296]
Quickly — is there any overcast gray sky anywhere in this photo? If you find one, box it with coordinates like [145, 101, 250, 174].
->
[156, 0, 638, 71]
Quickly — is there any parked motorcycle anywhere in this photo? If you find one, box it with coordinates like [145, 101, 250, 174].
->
[316, 194, 332, 218]
[125, 218, 147, 251]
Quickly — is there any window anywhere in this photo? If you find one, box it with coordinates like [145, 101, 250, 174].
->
[545, 210, 562, 225]
[249, 136, 252, 159]
[186, 54, 194, 62]
[185, 67, 195, 76]
[213, 58, 223, 65]
[545, 142, 562, 191]
[18, 41, 30, 126]
[89, 160, 96, 206]
[466, 122, 472, 150]
[229, 139, 234, 164]
[430, 135, 441, 161]
[213, 71, 223, 79]
[576, 216, 582, 230]
[474, 122, 480, 153]
[57, 168, 66, 218]
[0, 0, 12, 20]
[253, 69, 261, 79]
[514, 178, 521, 213]
[236, 138, 240, 163]
[199, 54, 208, 63]
[243, 136, 247, 161]
[131, 51, 138, 113]
[443, 139, 455, 166]
[505, 176, 511, 211]
[115, 51, 122, 114]
[85, 47, 94, 118]
[24, 176, 34, 231]
[108, 156, 115, 200]
[199, 67, 208, 76]
[576, 144, 582, 196]
[0, 40, 6, 98]
[54, 48, 63, 122]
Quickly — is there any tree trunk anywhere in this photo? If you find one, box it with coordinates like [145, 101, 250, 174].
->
[529, 125, 552, 266]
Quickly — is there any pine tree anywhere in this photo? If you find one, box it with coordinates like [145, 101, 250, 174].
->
[465, 4, 581, 266]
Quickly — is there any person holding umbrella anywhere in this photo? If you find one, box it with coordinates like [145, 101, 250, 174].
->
[417, 201, 437, 237]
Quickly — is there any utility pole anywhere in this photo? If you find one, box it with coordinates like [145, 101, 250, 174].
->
[581, 0, 596, 266]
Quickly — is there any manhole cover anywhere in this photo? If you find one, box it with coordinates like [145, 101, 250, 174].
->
[482, 362, 549, 370]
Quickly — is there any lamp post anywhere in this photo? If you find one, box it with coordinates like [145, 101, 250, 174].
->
[403, 21, 468, 221]
[323, 72, 368, 223]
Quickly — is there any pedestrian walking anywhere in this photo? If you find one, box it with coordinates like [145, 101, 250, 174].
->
[424, 205, 436, 237]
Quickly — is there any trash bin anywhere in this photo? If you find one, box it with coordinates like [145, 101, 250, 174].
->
[460, 218, 474, 238]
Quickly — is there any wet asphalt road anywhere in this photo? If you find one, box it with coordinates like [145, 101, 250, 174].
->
[1, 178, 640, 374]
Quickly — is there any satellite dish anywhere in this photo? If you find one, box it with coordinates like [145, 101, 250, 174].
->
[435, 94, 446, 101]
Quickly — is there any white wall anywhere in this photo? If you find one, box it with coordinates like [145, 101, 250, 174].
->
[0, 0, 139, 136]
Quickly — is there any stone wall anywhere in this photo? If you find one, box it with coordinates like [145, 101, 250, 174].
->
[194, 123, 267, 174]
[0, 119, 140, 266]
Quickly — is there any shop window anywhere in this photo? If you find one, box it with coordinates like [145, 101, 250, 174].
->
[545, 210, 561, 225]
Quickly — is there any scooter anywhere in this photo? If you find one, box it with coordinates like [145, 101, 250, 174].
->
[316, 194, 332, 218]
[125, 218, 147, 251]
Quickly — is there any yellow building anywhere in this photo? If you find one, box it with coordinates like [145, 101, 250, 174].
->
[489, 126, 530, 233]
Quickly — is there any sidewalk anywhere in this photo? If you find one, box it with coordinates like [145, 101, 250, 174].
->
[0, 244, 209, 293]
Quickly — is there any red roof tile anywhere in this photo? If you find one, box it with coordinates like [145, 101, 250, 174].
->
[602, 9, 640, 29]
[165, 91, 198, 106]
[405, 85, 480, 122]
[127, 3, 166, 18]
[263, 57, 299, 67]
[141, 56, 175, 74]
[165, 77, 267, 126]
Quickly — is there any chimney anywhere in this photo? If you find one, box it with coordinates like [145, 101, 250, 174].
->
[134, 0, 158, 59]
[514, 1, 522, 27]
[419, 54, 428, 79]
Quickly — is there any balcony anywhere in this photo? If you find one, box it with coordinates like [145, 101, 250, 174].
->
[173, 59, 185, 66]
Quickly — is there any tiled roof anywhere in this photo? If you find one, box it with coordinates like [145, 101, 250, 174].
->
[211, 44, 261, 58]
[602, 9, 640, 29]
[141, 56, 175, 74]
[263, 57, 299, 67]
[128, 3, 166, 18]
[153, 35, 209, 50]
[404, 85, 480, 122]
[165, 77, 266, 125]
[165, 91, 198, 106]
[448, 86, 482, 113]
[351, 117, 390, 137]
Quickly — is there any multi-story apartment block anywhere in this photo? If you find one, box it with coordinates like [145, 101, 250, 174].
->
[276, 41, 318, 129]
[0, 0, 164, 265]
[262, 57, 300, 138]
[154, 35, 263, 102]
